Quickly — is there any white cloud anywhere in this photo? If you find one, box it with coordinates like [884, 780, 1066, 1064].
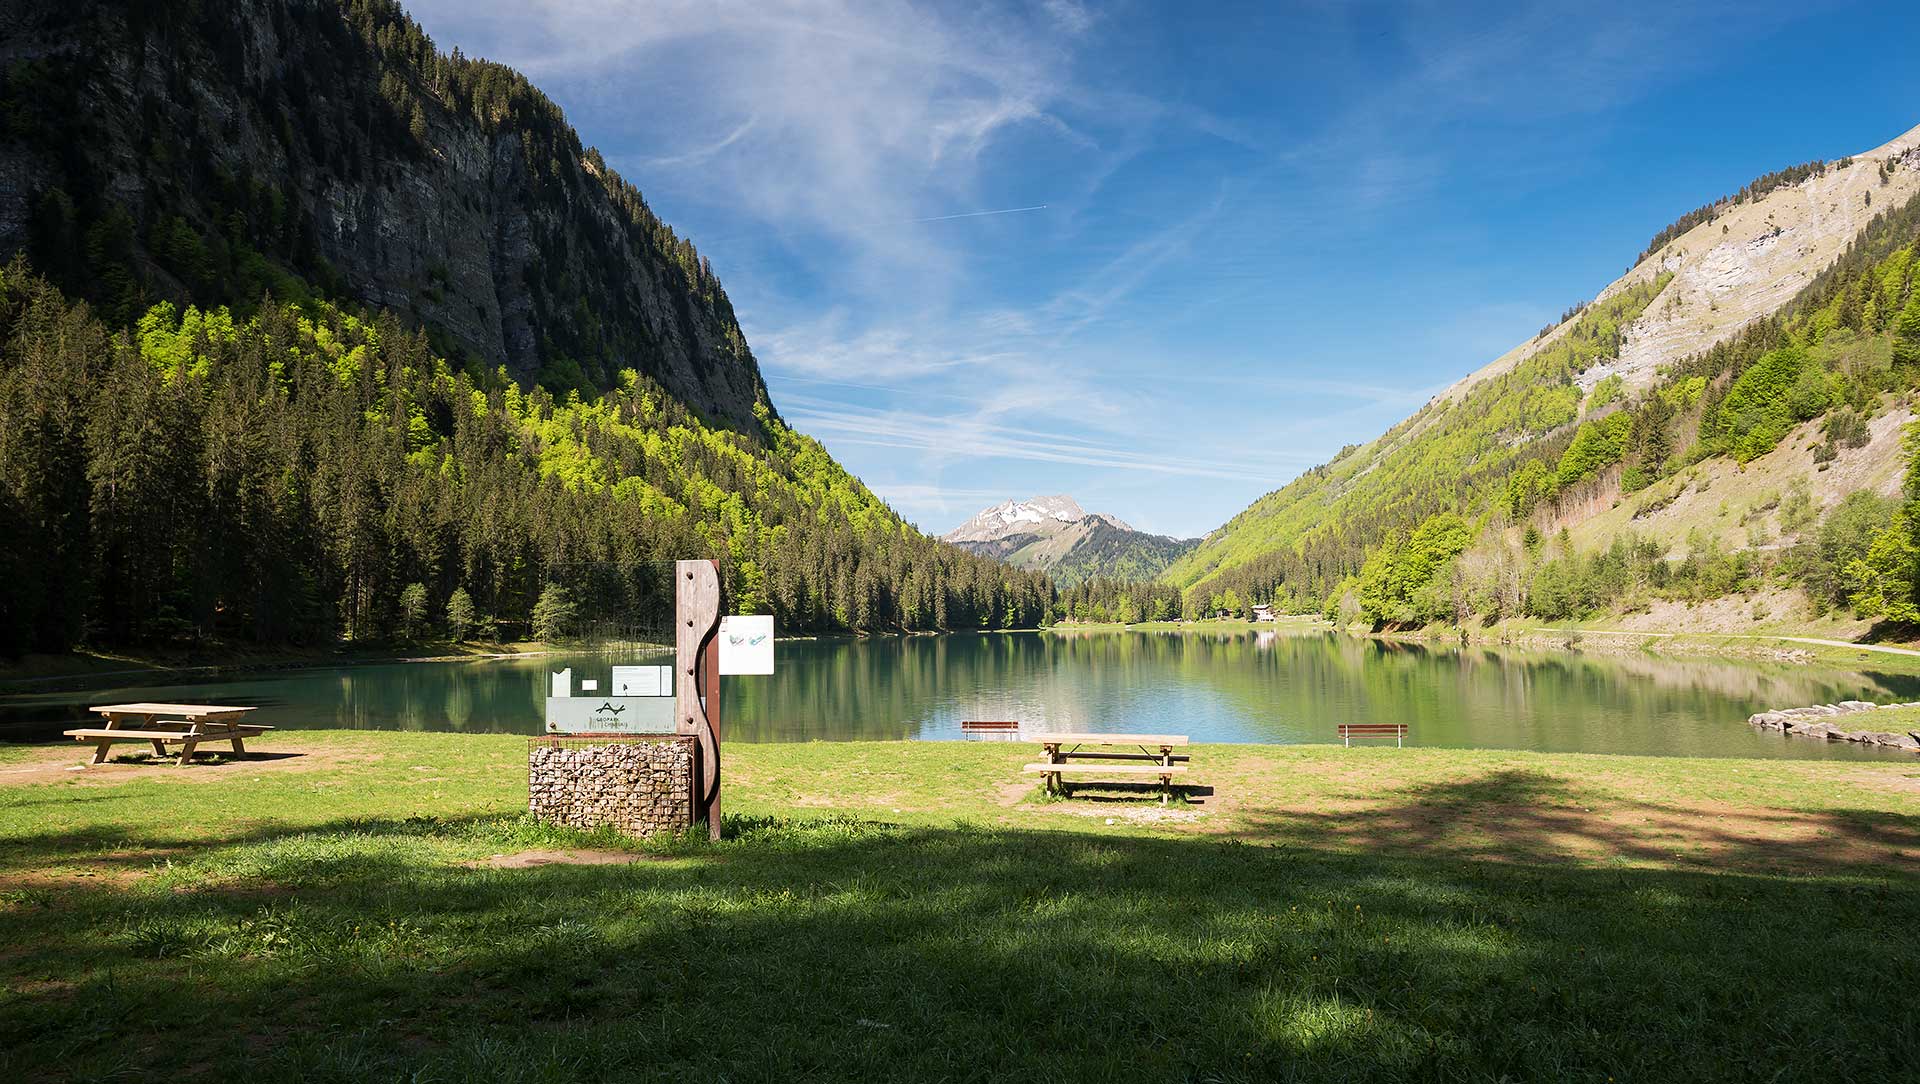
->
[780, 395, 1323, 483]
[406, 0, 1090, 304]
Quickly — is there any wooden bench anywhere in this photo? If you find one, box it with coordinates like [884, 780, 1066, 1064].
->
[1338, 723, 1409, 748]
[1023, 732, 1190, 804]
[961, 720, 1021, 741]
[67, 703, 267, 765]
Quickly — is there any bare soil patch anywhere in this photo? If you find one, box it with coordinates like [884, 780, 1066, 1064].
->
[0, 743, 334, 787]
[466, 849, 661, 869]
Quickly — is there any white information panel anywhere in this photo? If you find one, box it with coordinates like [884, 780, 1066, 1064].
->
[719, 615, 775, 675]
[544, 696, 676, 734]
[612, 665, 670, 697]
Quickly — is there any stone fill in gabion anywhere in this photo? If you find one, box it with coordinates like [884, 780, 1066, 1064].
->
[528, 738, 694, 836]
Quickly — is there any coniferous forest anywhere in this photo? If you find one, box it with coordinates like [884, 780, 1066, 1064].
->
[0, 262, 1053, 655]
[0, 0, 1058, 656]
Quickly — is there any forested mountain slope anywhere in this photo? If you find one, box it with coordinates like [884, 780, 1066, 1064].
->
[0, 0, 1054, 655]
[1165, 122, 1920, 630]
[0, 0, 765, 425]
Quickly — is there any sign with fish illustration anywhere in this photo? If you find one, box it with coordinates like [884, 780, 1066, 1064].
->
[718, 615, 775, 675]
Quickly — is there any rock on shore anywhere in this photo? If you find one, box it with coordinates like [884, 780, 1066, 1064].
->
[1747, 702, 1920, 751]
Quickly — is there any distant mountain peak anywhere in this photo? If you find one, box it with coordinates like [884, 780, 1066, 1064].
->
[947, 495, 1089, 542]
[942, 495, 1191, 585]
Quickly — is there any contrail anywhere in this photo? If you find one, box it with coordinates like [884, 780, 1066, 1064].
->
[910, 204, 1049, 223]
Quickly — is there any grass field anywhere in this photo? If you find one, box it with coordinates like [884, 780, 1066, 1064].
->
[4, 733, 1920, 1081]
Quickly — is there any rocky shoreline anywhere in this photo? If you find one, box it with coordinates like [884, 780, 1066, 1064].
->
[1748, 701, 1920, 751]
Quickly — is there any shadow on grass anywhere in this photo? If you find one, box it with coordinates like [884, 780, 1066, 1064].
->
[1237, 767, 1920, 875]
[1046, 782, 1216, 805]
[3, 777, 1919, 1082]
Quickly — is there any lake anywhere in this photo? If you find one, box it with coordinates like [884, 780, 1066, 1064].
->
[5, 627, 1918, 760]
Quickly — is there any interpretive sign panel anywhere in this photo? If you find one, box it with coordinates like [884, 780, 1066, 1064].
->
[612, 665, 671, 696]
[544, 696, 675, 734]
[718, 615, 775, 675]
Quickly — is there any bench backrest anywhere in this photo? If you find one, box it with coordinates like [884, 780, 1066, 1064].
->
[960, 720, 1020, 731]
[1337, 723, 1410, 736]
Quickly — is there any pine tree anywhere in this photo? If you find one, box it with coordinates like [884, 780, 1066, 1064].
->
[399, 582, 430, 640]
[1894, 292, 1920, 369]
[446, 587, 475, 641]
[531, 583, 575, 642]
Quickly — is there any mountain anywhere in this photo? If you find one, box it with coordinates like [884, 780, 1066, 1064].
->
[945, 496, 1197, 587]
[0, 0, 1056, 656]
[1163, 122, 1920, 630]
[0, 0, 765, 426]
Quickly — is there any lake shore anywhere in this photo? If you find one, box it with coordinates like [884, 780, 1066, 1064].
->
[4, 732, 1916, 1081]
[0, 639, 687, 692]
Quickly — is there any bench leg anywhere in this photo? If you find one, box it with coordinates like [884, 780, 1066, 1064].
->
[176, 725, 202, 766]
[90, 741, 112, 765]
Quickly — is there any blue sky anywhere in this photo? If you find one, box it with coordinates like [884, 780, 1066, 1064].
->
[404, 0, 1920, 539]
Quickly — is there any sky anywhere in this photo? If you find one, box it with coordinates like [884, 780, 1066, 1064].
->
[403, 0, 1920, 539]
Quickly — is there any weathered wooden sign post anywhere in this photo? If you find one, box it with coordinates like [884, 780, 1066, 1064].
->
[675, 559, 724, 839]
[529, 559, 767, 841]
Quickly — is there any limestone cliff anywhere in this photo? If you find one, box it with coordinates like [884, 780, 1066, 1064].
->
[0, 0, 769, 428]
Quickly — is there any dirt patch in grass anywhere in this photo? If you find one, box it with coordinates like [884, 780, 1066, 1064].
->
[0, 743, 348, 787]
[993, 781, 1031, 807]
[1238, 788, 1920, 872]
[466, 849, 662, 869]
[1842, 768, 1920, 794]
[0, 859, 156, 891]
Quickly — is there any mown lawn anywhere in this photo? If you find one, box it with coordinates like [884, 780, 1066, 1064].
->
[4, 733, 1919, 1082]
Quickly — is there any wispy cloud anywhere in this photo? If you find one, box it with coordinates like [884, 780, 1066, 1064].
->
[413, 0, 1094, 304]
[780, 396, 1323, 483]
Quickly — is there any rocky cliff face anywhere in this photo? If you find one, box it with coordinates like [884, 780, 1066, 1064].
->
[1439, 123, 1920, 408]
[0, 0, 769, 428]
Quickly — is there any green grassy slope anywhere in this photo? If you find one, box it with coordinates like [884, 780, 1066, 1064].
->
[1168, 150, 1920, 633]
[1165, 277, 1670, 598]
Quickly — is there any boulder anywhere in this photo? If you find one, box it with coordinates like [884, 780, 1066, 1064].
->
[1786, 721, 1840, 739]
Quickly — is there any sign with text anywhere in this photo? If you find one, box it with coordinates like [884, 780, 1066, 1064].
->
[718, 615, 775, 675]
[544, 696, 676, 734]
[611, 665, 671, 697]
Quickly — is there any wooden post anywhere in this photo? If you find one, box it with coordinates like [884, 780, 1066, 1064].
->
[675, 559, 722, 840]
[698, 559, 722, 834]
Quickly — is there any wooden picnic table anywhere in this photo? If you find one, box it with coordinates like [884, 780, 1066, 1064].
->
[1023, 732, 1190, 804]
[66, 703, 269, 766]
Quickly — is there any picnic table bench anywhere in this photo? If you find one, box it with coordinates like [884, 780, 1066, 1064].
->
[66, 703, 269, 765]
[1338, 723, 1409, 747]
[1022, 732, 1189, 804]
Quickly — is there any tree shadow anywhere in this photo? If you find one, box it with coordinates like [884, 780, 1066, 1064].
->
[3, 794, 1919, 1082]
[1235, 767, 1920, 876]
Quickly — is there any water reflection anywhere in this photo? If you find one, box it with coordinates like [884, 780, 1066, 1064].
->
[3, 630, 1916, 761]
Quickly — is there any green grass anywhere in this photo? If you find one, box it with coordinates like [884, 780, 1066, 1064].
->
[4, 734, 1920, 1081]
